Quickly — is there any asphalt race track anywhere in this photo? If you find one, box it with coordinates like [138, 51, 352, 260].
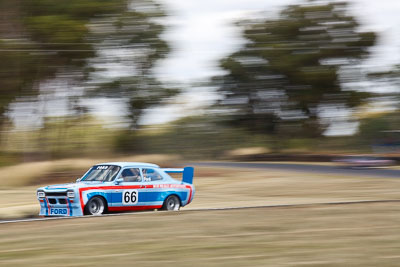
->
[193, 162, 400, 178]
[2, 199, 400, 224]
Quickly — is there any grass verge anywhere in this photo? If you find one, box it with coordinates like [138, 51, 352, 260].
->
[1, 203, 400, 266]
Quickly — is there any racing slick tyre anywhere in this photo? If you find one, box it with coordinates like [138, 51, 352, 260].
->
[85, 196, 106, 215]
[162, 195, 181, 211]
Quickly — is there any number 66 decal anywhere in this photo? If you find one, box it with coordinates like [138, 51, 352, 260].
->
[123, 190, 138, 205]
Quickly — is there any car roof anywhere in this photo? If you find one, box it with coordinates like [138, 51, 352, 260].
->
[95, 162, 160, 168]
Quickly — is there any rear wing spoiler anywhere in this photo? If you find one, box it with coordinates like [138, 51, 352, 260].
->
[163, 167, 194, 184]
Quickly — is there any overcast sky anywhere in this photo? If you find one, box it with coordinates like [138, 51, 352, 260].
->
[142, 0, 400, 131]
[155, 0, 400, 84]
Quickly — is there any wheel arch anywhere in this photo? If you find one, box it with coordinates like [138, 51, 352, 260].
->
[84, 194, 109, 215]
[163, 193, 182, 206]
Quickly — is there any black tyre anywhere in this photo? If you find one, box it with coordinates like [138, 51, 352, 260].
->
[85, 196, 106, 215]
[162, 195, 181, 211]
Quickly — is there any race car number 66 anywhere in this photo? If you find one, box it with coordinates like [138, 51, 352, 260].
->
[122, 190, 138, 205]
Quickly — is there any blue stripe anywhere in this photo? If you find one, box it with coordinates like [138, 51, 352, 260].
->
[67, 199, 73, 216]
[112, 192, 122, 203]
[45, 198, 48, 216]
[86, 192, 112, 203]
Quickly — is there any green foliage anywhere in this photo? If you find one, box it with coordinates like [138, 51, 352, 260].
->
[358, 112, 400, 142]
[26, 15, 88, 44]
[0, 43, 32, 117]
[89, 2, 172, 128]
[98, 77, 178, 128]
[0, 0, 171, 132]
[113, 116, 274, 159]
[0, 0, 128, 128]
[216, 1, 376, 137]
[22, 0, 125, 18]
[2, 115, 117, 158]
[20, 0, 128, 65]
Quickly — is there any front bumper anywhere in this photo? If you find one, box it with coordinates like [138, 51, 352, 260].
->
[38, 197, 83, 217]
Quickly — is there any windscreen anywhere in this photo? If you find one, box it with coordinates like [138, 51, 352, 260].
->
[81, 165, 121, 182]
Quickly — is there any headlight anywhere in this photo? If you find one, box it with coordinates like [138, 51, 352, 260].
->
[67, 190, 75, 198]
[37, 191, 45, 198]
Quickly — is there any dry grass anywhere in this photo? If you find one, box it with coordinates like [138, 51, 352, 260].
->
[189, 167, 400, 209]
[1, 164, 400, 265]
[0, 155, 181, 188]
[0, 187, 39, 219]
[1, 203, 400, 266]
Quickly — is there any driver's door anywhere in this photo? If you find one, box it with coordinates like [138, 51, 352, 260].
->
[110, 168, 144, 209]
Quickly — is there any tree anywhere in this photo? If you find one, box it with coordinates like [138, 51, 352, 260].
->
[88, 0, 174, 129]
[367, 65, 400, 96]
[0, 0, 173, 132]
[0, 0, 126, 127]
[0, 0, 40, 126]
[358, 65, 400, 149]
[215, 1, 376, 137]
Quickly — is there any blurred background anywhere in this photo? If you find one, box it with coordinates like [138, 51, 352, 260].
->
[2, 2, 400, 265]
[0, 0, 399, 165]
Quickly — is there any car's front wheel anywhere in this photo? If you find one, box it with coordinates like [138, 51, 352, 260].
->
[85, 196, 106, 215]
[162, 195, 181, 211]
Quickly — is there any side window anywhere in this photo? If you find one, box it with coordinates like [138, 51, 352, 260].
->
[120, 168, 141, 182]
[142, 168, 163, 182]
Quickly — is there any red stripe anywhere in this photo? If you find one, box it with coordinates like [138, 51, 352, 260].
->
[79, 184, 193, 213]
[186, 185, 193, 204]
[108, 205, 162, 212]
[79, 189, 85, 213]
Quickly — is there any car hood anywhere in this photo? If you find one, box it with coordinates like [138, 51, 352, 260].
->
[42, 181, 105, 191]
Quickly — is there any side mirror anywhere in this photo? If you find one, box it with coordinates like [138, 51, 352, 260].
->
[115, 178, 124, 184]
[76, 178, 81, 182]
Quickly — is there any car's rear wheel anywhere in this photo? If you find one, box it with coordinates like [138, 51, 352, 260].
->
[162, 195, 180, 211]
[85, 196, 106, 215]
